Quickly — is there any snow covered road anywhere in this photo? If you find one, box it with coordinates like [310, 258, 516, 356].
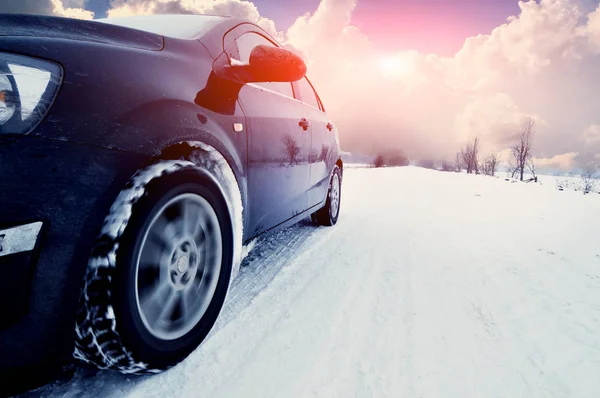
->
[30, 167, 600, 397]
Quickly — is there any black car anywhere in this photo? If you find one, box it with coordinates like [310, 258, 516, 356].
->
[0, 13, 342, 391]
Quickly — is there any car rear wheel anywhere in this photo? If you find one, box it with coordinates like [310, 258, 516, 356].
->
[74, 163, 233, 373]
[311, 166, 342, 226]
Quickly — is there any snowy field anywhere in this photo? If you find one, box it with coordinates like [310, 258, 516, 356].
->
[26, 166, 600, 398]
[536, 174, 600, 195]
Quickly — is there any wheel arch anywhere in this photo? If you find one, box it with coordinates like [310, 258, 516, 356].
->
[336, 158, 343, 176]
[155, 140, 248, 242]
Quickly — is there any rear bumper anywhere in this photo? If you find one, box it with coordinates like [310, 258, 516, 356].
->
[0, 136, 147, 385]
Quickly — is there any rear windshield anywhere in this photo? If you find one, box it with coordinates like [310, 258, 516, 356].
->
[97, 14, 227, 39]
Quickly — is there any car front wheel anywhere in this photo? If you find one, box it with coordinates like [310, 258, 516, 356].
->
[74, 163, 233, 373]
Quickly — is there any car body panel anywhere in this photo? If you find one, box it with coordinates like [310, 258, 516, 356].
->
[223, 26, 313, 236]
[96, 14, 228, 40]
[238, 84, 310, 236]
[287, 76, 340, 209]
[0, 136, 147, 383]
[296, 89, 339, 207]
[0, 14, 164, 51]
[0, 34, 251, 235]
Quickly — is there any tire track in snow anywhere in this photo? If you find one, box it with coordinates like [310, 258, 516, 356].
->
[287, 213, 384, 397]
[304, 218, 417, 397]
[219, 220, 371, 397]
[285, 173, 420, 397]
[213, 219, 319, 334]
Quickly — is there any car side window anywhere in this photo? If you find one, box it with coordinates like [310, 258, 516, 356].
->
[296, 77, 322, 111]
[235, 32, 294, 99]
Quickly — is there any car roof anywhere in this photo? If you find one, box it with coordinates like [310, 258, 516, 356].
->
[96, 14, 231, 40]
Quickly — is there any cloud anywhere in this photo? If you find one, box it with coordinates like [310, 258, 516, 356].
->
[573, 123, 600, 167]
[107, 0, 280, 38]
[62, 0, 86, 8]
[0, 0, 93, 19]
[0, 0, 55, 15]
[585, 3, 600, 51]
[447, 2, 580, 92]
[51, 0, 94, 19]
[583, 123, 600, 144]
[283, 0, 600, 169]
[452, 93, 542, 149]
[534, 152, 580, 170]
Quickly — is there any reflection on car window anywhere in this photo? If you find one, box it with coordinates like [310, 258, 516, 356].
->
[235, 32, 294, 98]
[296, 77, 321, 110]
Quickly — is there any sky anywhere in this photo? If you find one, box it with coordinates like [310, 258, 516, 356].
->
[3, 0, 600, 171]
[79, 0, 525, 54]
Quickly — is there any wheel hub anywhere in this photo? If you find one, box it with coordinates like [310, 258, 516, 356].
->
[176, 255, 189, 273]
[169, 240, 200, 290]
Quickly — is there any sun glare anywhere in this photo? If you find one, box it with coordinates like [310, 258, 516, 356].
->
[378, 55, 412, 77]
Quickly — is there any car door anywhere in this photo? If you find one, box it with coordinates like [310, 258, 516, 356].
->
[232, 32, 311, 237]
[294, 76, 337, 208]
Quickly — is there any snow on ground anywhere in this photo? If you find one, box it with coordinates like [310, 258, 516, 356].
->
[539, 174, 599, 195]
[494, 169, 600, 195]
[26, 166, 600, 398]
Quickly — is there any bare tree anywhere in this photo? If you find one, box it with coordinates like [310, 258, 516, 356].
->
[480, 159, 488, 176]
[483, 153, 500, 176]
[440, 157, 452, 172]
[460, 137, 480, 174]
[510, 117, 535, 181]
[527, 158, 537, 182]
[417, 159, 435, 169]
[581, 165, 599, 194]
[373, 154, 385, 168]
[282, 135, 300, 165]
[455, 152, 463, 172]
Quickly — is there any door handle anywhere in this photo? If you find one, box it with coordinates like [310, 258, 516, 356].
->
[326, 122, 334, 131]
[299, 118, 310, 131]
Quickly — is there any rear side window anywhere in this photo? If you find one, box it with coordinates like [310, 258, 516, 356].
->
[296, 77, 322, 111]
[234, 32, 294, 99]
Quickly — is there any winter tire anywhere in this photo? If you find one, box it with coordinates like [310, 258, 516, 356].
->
[74, 162, 234, 373]
[311, 166, 342, 226]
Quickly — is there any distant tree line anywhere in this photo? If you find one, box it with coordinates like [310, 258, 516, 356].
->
[370, 117, 538, 179]
[450, 117, 535, 179]
[372, 149, 409, 168]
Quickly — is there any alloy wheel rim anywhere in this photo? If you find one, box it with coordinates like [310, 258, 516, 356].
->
[134, 193, 222, 341]
[330, 173, 340, 218]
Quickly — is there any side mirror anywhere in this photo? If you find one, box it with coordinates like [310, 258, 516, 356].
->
[246, 45, 306, 82]
[214, 45, 306, 84]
